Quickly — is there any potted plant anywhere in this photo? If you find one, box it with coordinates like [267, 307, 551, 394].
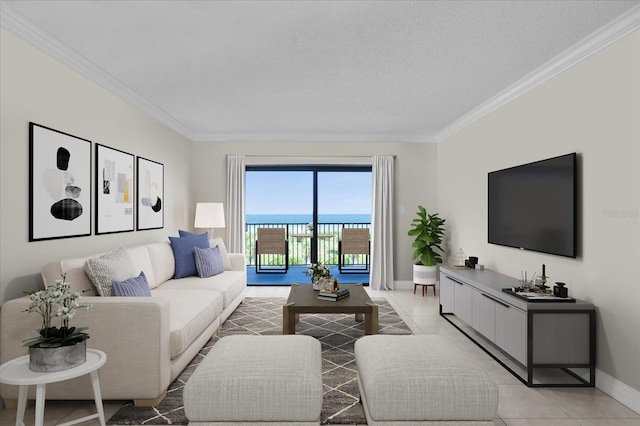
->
[23, 273, 92, 372]
[407, 206, 446, 286]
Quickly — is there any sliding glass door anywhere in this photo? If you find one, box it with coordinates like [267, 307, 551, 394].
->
[245, 166, 371, 279]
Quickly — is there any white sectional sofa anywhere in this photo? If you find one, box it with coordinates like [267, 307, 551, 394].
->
[0, 240, 246, 407]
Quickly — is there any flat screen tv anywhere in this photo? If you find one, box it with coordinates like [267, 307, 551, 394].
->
[488, 153, 577, 258]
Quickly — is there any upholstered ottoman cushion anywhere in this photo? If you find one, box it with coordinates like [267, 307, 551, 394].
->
[183, 335, 323, 425]
[355, 335, 498, 425]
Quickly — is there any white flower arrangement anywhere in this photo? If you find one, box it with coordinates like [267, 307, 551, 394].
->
[23, 274, 92, 348]
[305, 262, 331, 283]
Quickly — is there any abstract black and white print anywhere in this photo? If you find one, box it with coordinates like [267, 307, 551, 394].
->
[136, 157, 163, 230]
[29, 123, 92, 241]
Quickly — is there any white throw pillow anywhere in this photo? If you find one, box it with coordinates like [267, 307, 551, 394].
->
[84, 247, 138, 296]
[209, 237, 232, 270]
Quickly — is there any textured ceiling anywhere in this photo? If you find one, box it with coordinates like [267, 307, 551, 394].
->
[1, 1, 639, 142]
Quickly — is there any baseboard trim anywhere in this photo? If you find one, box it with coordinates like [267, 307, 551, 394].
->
[596, 369, 640, 415]
[393, 280, 414, 290]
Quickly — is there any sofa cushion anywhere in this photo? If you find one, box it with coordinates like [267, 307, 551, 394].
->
[194, 246, 224, 278]
[145, 242, 175, 288]
[48, 256, 96, 295]
[210, 237, 232, 271]
[151, 289, 223, 358]
[84, 247, 138, 296]
[169, 234, 210, 279]
[124, 245, 157, 289]
[158, 270, 246, 309]
[112, 271, 151, 297]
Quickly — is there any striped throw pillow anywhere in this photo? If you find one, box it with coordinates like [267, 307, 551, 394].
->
[194, 246, 224, 278]
[112, 271, 151, 297]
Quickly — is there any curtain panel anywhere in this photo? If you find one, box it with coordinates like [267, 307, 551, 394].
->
[370, 155, 395, 290]
[226, 155, 246, 254]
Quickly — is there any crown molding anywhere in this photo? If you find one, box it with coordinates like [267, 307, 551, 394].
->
[0, 3, 198, 142]
[435, 4, 640, 143]
[193, 132, 438, 143]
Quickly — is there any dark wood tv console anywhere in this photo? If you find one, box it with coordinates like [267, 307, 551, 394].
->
[439, 266, 595, 387]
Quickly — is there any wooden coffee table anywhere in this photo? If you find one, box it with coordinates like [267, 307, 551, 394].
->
[283, 283, 378, 335]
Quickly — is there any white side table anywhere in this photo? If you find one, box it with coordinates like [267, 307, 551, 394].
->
[0, 349, 107, 426]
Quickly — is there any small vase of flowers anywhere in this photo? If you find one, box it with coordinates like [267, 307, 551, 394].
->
[23, 274, 92, 372]
[305, 262, 332, 290]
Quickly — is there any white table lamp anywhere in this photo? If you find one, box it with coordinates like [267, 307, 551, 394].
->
[194, 203, 225, 238]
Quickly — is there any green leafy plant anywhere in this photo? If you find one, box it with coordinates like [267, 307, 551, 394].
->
[407, 205, 446, 266]
[22, 274, 92, 348]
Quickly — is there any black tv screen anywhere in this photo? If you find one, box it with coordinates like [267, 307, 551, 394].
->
[488, 153, 577, 258]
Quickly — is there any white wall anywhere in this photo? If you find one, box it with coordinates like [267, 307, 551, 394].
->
[438, 30, 640, 398]
[190, 141, 438, 283]
[0, 30, 194, 304]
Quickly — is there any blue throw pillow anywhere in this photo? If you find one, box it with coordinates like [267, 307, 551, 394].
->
[178, 230, 208, 238]
[169, 233, 210, 278]
[112, 271, 151, 297]
[194, 246, 224, 278]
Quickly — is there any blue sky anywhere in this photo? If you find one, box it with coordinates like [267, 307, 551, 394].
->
[246, 171, 372, 215]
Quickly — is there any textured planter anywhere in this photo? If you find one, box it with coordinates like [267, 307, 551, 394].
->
[413, 264, 437, 285]
[29, 340, 86, 372]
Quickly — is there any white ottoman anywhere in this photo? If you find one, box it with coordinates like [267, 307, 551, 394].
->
[355, 335, 498, 425]
[183, 335, 323, 425]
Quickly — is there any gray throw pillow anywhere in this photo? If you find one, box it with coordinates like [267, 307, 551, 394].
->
[84, 247, 138, 296]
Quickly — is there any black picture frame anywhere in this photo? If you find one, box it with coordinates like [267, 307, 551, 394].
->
[29, 122, 92, 241]
[136, 157, 164, 231]
[95, 144, 135, 234]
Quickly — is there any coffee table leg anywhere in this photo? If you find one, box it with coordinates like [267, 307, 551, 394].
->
[90, 370, 106, 426]
[34, 383, 46, 426]
[16, 385, 28, 426]
[283, 303, 296, 334]
[365, 303, 379, 335]
[355, 313, 363, 321]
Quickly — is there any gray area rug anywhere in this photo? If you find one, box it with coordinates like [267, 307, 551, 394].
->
[108, 296, 411, 425]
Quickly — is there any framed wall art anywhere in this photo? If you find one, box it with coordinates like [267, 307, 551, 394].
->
[95, 144, 134, 234]
[136, 157, 164, 231]
[29, 122, 92, 241]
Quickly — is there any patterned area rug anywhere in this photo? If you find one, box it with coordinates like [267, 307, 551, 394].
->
[108, 297, 411, 425]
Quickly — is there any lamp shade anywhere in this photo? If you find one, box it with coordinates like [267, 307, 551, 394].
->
[194, 203, 225, 228]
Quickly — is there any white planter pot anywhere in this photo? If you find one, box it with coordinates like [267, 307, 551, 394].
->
[413, 264, 437, 285]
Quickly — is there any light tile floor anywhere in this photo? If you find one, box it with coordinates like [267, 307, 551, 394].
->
[1, 286, 638, 426]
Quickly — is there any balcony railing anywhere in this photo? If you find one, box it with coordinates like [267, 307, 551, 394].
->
[245, 222, 370, 267]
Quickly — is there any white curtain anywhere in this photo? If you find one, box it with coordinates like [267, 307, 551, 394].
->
[226, 155, 245, 254]
[370, 156, 395, 290]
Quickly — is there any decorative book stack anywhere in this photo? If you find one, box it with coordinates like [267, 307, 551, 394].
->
[318, 288, 350, 301]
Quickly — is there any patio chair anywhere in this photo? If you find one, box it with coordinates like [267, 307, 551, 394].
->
[338, 228, 370, 274]
[255, 227, 289, 273]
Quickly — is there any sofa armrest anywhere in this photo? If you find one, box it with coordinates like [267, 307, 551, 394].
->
[228, 253, 246, 272]
[0, 295, 171, 401]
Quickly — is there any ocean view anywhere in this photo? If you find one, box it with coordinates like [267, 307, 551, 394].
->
[246, 213, 371, 224]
